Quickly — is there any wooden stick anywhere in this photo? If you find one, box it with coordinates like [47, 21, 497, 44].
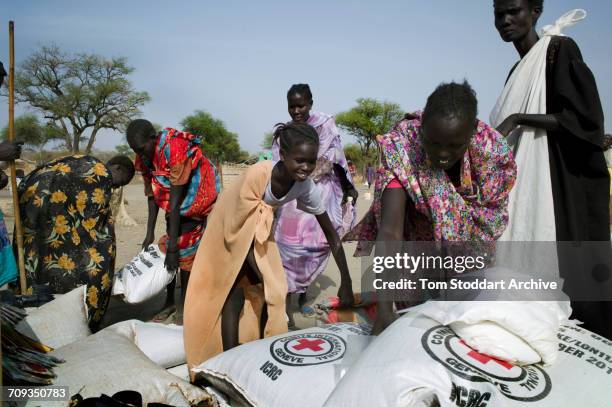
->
[8, 21, 27, 294]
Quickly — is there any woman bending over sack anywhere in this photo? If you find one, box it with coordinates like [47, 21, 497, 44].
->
[184, 122, 354, 379]
[344, 81, 517, 335]
[16, 154, 135, 331]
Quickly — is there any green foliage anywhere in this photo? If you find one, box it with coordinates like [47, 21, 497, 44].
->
[336, 98, 403, 157]
[1, 114, 59, 149]
[8, 45, 150, 154]
[261, 131, 274, 150]
[1, 115, 66, 164]
[343, 143, 378, 176]
[181, 110, 248, 163]
[115, 144, 135, 158]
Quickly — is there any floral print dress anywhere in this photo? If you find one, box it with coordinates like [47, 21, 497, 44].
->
[344, 112, 517, 255]
[17, 155, 116, 330]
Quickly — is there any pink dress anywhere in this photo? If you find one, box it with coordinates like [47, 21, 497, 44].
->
[272, 111, 355, 294]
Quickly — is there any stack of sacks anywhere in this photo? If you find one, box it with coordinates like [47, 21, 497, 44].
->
[126, 321, 233, 405]
[325, 313, 612, 406]
[411, 300, 572, 365]
[15, 291, 211, 406]
[30, 319, 212, 407]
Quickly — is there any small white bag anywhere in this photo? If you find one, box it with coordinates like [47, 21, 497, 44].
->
[112, 245, 173, 304]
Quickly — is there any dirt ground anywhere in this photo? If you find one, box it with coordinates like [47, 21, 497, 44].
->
[0, 173, 374, 330]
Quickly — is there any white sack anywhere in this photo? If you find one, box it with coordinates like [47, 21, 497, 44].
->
[112, 245, 173, 304]
[412, 301, 571, 365]
[193, 323, 372, 407]
[134, 322, 185, 368]
[16, 285, 90, 349]
[29, 326, 211, 407]
[325, 314, 612, 407]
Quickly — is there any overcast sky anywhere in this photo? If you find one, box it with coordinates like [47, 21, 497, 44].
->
[1, 0, 610, 154]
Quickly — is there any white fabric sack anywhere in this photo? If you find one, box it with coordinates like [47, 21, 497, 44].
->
[105, 320, 186, 368]
[134, 322, 185, 368]
[449, 321, 541, 365]
[490, 9, 586, 245]
[167, 364, 190, 382]
[325, 314, 612, 407]
[165, 365, 233, 407]
[412, 300, 571, 365]
[16, 285, 90, 349]
[490, 29, 556, 242]
[193, 323, 372, 407]
[112, 244, 173, 304]
[28, 326, 211, 407]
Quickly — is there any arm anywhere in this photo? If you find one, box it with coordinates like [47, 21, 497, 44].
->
[495, 113, 560, 137]
[371, 187, 407, 335]
[315, 212, 354, 307]
[333, 163, 358, 204]
[499, 39, 604, 143]
[164, 184, 186, 272]
[142, 196, 159, 249]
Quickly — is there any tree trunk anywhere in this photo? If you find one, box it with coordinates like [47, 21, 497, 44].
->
[72, 127, 83, 154]
[85, 127, 100, 154]
[58, 118, 73, 152]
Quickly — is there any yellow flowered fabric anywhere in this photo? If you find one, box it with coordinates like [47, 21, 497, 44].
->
[17, 155, 116, 331]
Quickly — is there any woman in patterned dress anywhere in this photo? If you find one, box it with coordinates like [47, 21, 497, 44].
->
[17, 154, 134, 331]
[344, 82, 517, 334]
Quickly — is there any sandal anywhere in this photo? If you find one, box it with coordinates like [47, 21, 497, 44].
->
[151, 305, 176, 323]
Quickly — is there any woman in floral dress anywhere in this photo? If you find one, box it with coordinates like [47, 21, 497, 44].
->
[17, 155, 134, 330]
[344, 81, 517, 334]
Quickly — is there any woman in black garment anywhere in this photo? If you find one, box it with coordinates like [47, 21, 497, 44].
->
[493, 0, 610, 338]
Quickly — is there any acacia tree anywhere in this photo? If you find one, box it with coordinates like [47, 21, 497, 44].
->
[181, 110, 248, 164]
[261, 131, 274, 150]
[336, 98, 403, 158]
[0, 114, 64, 162]
[9, 45, 150, 153]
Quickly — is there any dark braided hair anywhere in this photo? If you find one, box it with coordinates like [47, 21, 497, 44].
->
[107, 155, 136, 181]
[126, 119, 156, 145]
[273, 122, 319, 154]
[287, 84, 313, 102]
[422, 80, 478, 127]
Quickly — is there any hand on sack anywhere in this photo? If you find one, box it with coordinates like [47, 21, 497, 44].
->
[141, 234, 155, 251]
[164, 248, 179, 273]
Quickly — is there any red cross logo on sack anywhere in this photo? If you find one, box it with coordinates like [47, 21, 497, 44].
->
[271, 332, 347, 366]
[422, 325, 551, 402]
[459, 339, 514, 370]
[292, 339, 325, 352]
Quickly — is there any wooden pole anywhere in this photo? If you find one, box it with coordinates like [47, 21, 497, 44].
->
[8, 21, 27, 294]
